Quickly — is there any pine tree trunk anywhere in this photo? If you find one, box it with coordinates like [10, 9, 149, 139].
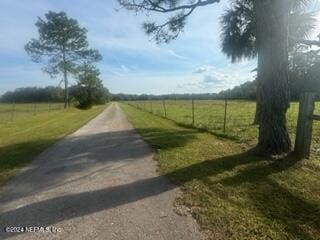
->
[63, 51, 69, 109]
[253, 0, 291, 154]
[64, 69, 68, 109]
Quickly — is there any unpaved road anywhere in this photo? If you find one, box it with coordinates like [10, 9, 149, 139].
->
[0, 103, 202, 240]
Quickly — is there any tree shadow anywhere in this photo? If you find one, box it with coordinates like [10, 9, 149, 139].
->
[213, 154, 320, 240]
[134, 127, 198, 150]
[248, 179, 320, 240]
[166, 152, 319, 239]
[0, 175, 175, 239]
[0, 128, 196, 205]
[1, 124, 319, 239]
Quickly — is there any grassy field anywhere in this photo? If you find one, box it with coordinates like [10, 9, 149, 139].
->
[0, 102, 64, 123]
[121, 103, 320, 240]
[127, 100, 320, 156]
[0, 104, 106, 185]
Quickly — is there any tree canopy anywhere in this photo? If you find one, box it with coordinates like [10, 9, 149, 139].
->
[220, 0, 315, 62]
[119, 0, 220, 43]
[70, 64, 111, 108]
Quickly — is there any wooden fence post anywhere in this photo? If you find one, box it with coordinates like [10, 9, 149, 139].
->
[34, 103, 37, 115]
[192, 99, 195, 126]
[10, 102, 15, 121]
[294, 92, 316, 158]
[223, 99, 228, 133]
[162, 100, 167, 118]
[150, 101, 153, 113]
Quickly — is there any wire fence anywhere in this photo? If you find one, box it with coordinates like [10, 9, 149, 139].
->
[125, 99, 320, 156]
[0, 103, 65, 123]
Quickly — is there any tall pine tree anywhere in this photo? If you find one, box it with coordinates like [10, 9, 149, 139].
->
[25, 11, 102, 108]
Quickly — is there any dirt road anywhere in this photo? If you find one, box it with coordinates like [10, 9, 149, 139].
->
[0, 103, 202, 240]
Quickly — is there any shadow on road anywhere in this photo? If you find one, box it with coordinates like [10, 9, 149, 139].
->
[0, 127, 195, 205]
[1, 123, 319, 239]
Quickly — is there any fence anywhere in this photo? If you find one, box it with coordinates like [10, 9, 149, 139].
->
[125, 99, 320, 156]
[295, 92, 320, 158]
[0, 103, 64, 123]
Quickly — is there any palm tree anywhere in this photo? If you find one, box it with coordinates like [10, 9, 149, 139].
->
[220, 0, 315, 126]
[221, 0, 314, 62]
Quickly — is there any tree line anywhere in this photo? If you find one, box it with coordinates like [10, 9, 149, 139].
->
[0, 87, 65, 103]
[0, 85, 111, 105]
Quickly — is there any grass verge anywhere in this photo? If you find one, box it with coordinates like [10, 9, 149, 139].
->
[0, 105, 106, 185]
[121, 103, 320, 240]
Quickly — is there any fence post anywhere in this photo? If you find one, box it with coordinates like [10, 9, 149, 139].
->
[162, 100, 167, 118]
[223, 99, 228, 133]
[150, 101, 153, 114]
[294, 92, 316, 158]
[192, 99, 195, 126]
[144, 101, 146, 111]
[34, 103, 37, 115]
[10, 102, 15, 121]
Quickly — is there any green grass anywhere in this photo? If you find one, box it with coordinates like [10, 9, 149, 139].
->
[0, 104, 106, 185]
[127, 100, 320, 155]
[121, 103, 320, 240]
[0, 103, 64, 123]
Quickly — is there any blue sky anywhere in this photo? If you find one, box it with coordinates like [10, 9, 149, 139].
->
[0, 0, 319, 95]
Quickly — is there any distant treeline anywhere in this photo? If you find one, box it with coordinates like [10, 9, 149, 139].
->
[112, 81, 257, 101]
[112, 76, 320, 101]
[0, 86, 111, 104]
[1, 75, 319, 103]
[1, 87, 65, 103]
[112, 93, 219, 101]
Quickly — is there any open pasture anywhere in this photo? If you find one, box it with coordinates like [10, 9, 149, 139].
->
[0, 104, 106, 185]
[0, 103, 64, 123]
[126, 100, 320, 156]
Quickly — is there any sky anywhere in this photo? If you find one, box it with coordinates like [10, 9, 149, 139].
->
[0, 0, 319, 95]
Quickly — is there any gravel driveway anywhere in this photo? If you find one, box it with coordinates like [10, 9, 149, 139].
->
[0, 103, 202, 240]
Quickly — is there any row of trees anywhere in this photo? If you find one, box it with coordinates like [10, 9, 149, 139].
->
[0, 84, 111, 106]
[0, 87, 64, 103]
[25, 11, 108, 109]
[111, 93, 219, 101]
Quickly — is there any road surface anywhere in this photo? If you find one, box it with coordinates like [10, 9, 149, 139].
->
[0, 103, 202, 240]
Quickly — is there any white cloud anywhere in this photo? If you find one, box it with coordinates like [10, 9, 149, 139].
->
[193, 66, 208, 74]
[167, 50, 190, 61]
[176, 62, 256, 93]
